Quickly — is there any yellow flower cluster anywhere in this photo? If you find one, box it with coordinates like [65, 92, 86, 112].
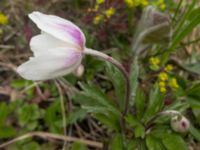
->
[169, 78, 179, 89]
[149, 57, 160, 66]
[124, 0, 149, 8]
[93, 7, 116, 24]
[165, 64, 173, 72]
[158, 65, 179, 93]
[0, 13, 8, 25]
[149, 57, 160, 71]
[105, 7, 115, 18]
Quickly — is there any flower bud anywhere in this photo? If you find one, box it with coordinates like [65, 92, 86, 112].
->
[170, 115, 190, 133]
[73, 64, 84, 77]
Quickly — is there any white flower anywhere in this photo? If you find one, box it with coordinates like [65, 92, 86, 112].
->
[17, 11, 85, 81]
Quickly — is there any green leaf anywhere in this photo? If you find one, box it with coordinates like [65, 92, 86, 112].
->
[0, 102, 9, 126]
[187, 82, 200, 99]
[135, 88, 145, 119]
[170, 1, 200, 50]
[126, 115, 145, 138]
[67, 108, 87, 125]
[143, 84, 164, 123]
[44, 100, 63, 133]
[162, 134, 188, 150]
[22, 142, 40, 150]
[187, 97, 200, 123]
[0, 126, 16, 138]
[106, 62, 125, 110]
[181, 63, 200, 75]
[108, 134, 124, 150]
[78, 82, 119, 114]
[146, 135, 166, 150]
[94, 112, 120, 131]
[189, 125, 200, 142]
[71, 142, 87, 150]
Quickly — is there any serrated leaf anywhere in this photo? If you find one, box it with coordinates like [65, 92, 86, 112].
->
[94, 113, 120, 131]
[78, 82, 119, 114]
[67, 108, 87, 125]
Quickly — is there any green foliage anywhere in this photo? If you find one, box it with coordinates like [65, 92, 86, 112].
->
[1, 0, 200, 149]
[108, 134, 124, 150]
[71, 143, 87, 150]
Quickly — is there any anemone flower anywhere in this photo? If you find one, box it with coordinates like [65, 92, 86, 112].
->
[17, 11, 85, 81]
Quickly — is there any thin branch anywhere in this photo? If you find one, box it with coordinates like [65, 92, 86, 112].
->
[0, 131, 103, 149]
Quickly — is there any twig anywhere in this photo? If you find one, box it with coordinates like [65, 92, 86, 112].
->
[0, 131, 103, 149]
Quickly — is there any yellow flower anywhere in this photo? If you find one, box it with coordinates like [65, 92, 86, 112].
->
[140, 0, 149, 6]
[169, 78, 179, 89]
[93, 14, 104, 24]
[159, 81, 165, 87]
[105, 7, 115, 18]
[124, 0, 134, 8]
[97, 0, 105, 5]
[160, 3, 166, 10]
[165, 64, 173, 72]
[160, 87, 166, 93]
[149, 57, 160, 66]
[0, 13, 8, 25]
[156, 0, 166, 10]
[159, 72, 168, 81]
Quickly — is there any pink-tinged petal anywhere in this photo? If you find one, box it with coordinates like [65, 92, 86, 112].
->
[28, 11, 85, 50]
[30, 33, 76, 56]
[17, 48, 82, 81]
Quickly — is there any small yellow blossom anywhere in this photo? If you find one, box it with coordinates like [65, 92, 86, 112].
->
[156, 0, 166, 10]
[160, 3, 166, 10]
[159, 81, 165, 87]
[124, 0, 134, 8]
[0, 13, 8, 25]
[140, 0, 149, 6]
[93, 14, 104, 24]
[169, 78, 179, 89]
[165, 64, 173, 72]
[159, 72, 168, 81]
[105, 7, 115, 18]
[97, 0, 105, 5]
[149, 57, 160, 66]
[160, 87, 166, 93]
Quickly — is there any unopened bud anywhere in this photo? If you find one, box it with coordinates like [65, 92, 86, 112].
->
[73, 64, 84, 77]
[170, 115, 190, 133]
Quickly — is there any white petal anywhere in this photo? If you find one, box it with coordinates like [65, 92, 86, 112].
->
[30, 33, 76, 56]
[29, 11, 85, 50]
[17, 48, 82, 81]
